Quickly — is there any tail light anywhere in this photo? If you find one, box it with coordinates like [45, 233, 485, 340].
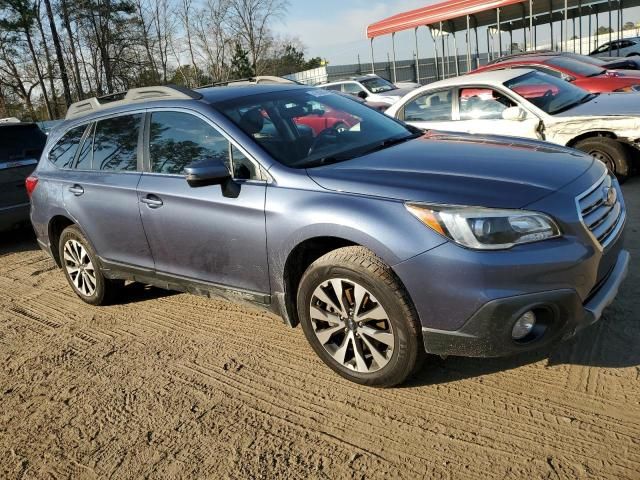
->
[25, 175, 38, 198]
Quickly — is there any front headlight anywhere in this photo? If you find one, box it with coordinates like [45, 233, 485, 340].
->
[405, 203, 561, 250]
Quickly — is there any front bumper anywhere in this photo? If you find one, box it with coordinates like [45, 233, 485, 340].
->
[421, 249, 630, 357]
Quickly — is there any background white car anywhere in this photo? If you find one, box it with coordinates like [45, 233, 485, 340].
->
[591, 37, 640, 58]
[385, 69, 640, 181]
[319, 74, 417, 105]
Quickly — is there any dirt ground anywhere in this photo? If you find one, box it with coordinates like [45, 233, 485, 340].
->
[0, 181, 639, 480]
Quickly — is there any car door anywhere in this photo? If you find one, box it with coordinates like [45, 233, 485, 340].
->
[61, 113, 155, 270]
[454, 87, 540, 139]
[397, 88, 456, 131]
[137, 109, 270, 294]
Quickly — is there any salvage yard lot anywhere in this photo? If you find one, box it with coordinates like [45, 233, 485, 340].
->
[0, 181, 638, 480]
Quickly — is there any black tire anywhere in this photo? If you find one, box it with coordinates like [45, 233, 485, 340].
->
[297, 246, 423, 387]
[58, 225, 121, 305]
[574, 136, 631, 183]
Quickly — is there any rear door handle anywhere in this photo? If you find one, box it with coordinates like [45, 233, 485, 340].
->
[68, 184, 84, 196]
[140, 194, 163, 208]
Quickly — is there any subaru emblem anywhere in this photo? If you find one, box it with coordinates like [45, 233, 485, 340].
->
[603, 186, 617, 207]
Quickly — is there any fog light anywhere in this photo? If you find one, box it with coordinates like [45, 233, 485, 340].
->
[512, 311, 536, 340]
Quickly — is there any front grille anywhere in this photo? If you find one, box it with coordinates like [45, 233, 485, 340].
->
[576, 173, 625, 249]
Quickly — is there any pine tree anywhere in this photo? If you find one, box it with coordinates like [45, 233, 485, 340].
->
[230, 43, 253, 79]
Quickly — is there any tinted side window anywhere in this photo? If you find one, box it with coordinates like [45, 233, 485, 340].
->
[459, 88, 515, 120]
[48, 125, 86, 168]
[149, 112, 229, 175]
[93, 114, 142, 172]
[342, 83, 364, 94]
[323, 84, 343, 92]
[403, 90, 453, 122]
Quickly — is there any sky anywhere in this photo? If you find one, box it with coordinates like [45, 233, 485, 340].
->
[275, 0, 640, 67]
[274, 0, 435, 65]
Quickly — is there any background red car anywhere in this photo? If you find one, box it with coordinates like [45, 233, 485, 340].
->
[474, 55, 640, 93]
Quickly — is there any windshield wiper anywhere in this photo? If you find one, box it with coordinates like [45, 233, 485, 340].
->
[550, 93, 597, 114]
[302, 132, 421, 168]
[580, 92, 598, 103]
[360, 133, 421, 156]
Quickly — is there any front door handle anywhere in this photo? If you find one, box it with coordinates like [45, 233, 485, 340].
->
[68, 184, 84, 196]
[140, 194, 163, 208]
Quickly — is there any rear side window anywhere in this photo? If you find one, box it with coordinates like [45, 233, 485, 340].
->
[342, 83, 364, 95]
[93, 114, 142, 172]
[48, 125, 86, 168]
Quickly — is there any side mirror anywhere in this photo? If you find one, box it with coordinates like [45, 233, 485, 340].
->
[502, 106, 527, 121]
[357, 90, 368, 99]
[184, 158, 231, 187]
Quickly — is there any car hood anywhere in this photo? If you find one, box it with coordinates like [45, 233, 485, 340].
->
[555, 92, 640, 117]
[306, 131, 594, 208]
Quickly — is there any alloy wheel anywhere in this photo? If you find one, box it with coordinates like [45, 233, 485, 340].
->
[63, 239, 97, 297]
[309, 278, 394, 373]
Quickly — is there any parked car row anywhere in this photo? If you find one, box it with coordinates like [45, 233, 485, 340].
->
[385, 68, 640, 181]
[26, 78, 629, 387]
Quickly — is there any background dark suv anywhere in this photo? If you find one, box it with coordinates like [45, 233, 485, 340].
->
[1, 121, 46, 232]
[28, 85, 629, 386]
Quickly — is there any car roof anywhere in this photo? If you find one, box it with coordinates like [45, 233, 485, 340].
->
[418, 68, 535, 90]
[489, 56, 553, 66]
[58, 84, 312, 129]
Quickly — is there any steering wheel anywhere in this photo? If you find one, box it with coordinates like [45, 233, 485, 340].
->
[308, 126, 342, 156]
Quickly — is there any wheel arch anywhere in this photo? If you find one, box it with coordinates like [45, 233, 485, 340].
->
[566, 130, 617, 148]
[280, 236, 359, 328]
[48, 215, 76, 267]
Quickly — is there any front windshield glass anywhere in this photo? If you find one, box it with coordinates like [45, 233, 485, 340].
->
[504, 71, 592, 115]
[563, 53, 606, 66]
[546, 57, 606, 77]
[360, 77, 397, 93]
[215, 89, 415, 168]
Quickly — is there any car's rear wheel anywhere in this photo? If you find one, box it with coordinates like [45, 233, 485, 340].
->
[297, 246, 423, 387]
[59, 225, 121, 305]
[574, 137, 631, 183]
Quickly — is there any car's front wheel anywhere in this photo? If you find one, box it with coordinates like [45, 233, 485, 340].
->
[574, 136, 631, 183]
[59, 225, 121, 305]
[297, 246, 423, 387]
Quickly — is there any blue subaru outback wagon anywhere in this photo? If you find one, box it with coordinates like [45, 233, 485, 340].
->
[28, 84, 629, 386]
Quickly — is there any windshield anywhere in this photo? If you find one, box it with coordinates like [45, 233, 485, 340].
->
[546, 57, 606, 77]
[215, 89, 415, 168]
[360, 77, 397, 93]
[504, 71, 592, 115]
[563, 53, 606, 66]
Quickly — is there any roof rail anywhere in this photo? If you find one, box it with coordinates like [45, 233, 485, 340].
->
[65, 84, 203, 120]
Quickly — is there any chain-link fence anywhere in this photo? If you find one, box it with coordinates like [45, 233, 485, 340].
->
[287, 53, 493, 86]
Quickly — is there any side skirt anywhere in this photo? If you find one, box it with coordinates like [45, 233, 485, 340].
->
[100, 258, 273, 310]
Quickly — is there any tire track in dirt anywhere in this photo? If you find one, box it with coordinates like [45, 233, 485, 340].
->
[1, 180, 639, 479]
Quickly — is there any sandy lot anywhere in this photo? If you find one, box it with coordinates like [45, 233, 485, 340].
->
[1, 180, 639, 480]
